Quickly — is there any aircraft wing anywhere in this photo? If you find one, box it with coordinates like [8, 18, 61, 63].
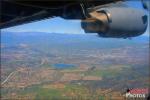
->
[0, 0, 122, 29]
[0, 0, 148, 38]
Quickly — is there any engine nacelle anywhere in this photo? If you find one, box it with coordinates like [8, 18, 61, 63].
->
[81, 7, 148, 38]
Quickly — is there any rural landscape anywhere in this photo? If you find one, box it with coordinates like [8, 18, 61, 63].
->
[1, 32, 149, 100]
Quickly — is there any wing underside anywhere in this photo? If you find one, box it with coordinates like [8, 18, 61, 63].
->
[0, 0, 122, 29]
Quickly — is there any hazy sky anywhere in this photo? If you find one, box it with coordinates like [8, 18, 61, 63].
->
[1, 1, 149, 36]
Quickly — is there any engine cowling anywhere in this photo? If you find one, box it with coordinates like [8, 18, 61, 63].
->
[81, 7, 148, 38]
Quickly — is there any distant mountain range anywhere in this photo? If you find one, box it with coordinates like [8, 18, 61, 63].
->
[1, 31, 149, 49]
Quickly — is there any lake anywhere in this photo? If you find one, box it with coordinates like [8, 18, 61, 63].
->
[53, 63, 76, 69]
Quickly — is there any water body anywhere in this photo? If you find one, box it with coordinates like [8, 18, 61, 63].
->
[53, 63, 76, 69]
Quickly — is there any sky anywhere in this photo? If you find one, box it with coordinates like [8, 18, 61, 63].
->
[1, 1, 149, 36]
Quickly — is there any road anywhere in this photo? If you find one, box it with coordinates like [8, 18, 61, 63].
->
[1, 70, 19, 85]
